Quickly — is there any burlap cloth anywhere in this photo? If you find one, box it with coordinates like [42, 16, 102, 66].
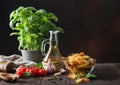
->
[0, 54, 36, 67]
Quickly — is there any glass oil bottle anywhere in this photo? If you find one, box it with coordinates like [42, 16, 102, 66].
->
[41, 30, 64, 72]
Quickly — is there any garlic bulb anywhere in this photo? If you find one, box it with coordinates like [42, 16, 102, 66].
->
[44, 59, 56, 74]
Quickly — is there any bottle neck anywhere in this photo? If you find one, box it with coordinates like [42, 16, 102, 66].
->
[49, 31, 59, 46]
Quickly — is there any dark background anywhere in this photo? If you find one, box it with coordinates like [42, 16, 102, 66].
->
[0, 0, 120, 63]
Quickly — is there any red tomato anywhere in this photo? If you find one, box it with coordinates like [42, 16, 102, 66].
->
[26, 68, 37, 76]
[31, 69, 37, 76]
[16, 65, 27, 78]
[34, 67, 40, 76]
[25, 68, 31, 72]
[16, 65, 26, 72]
[16, 70, 24, 78]
[30, 66, 41, 76]
[38, 69, 46, 77]
[20, 67, 26, 72]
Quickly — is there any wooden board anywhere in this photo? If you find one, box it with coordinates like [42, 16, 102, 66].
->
[0, 63, 119, 85]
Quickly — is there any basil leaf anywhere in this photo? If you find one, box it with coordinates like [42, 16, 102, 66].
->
[85, 74, 97, 79]
[24, 72, 32, 77]
[36, 62, 43, 68]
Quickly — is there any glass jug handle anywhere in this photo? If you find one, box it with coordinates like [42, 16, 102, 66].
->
[41, 39, 50, 56]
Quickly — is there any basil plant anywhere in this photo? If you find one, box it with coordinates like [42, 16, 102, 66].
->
[9, 6, 63, 51]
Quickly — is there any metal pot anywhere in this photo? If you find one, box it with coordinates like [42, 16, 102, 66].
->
[21, 50, 43, 63]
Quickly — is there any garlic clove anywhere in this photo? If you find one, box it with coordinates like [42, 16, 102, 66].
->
[54, 72, 61, 76]
[60, 68, 66, 73]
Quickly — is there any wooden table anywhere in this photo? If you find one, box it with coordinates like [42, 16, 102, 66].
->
[0, 63, 119, 85]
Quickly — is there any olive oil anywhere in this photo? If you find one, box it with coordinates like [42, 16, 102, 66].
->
[42, 30, 64, 72]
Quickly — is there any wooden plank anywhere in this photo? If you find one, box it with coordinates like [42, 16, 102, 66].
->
[92, 64, 120, 85]
[0, 77, 41, 85]
[40, 74, 71, 85]
[70, 63, 120, 85]
[115, 63, 120, 70]
[0, 63, 119, 85]
[94, 64, 120, 79]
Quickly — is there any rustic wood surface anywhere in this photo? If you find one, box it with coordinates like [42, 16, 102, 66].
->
[0, 63, 119, 85]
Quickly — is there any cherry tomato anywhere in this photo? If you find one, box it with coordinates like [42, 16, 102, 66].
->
[31, 69, 37, 76]
[16, 70, 24, 78]
[30, 66, 41, 76]
[20, 67, 26, 72]
[25, 68, 31, 72]
[25, 68, 37, 76]
[16, 65, 26, 72]
[35, 67, 40, 74]
[38, 69, 46, 76]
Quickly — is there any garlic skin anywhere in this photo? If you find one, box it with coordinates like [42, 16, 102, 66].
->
[60, 68, 66, 73]
[54, 72, 61, 76]
[43, 59, 56, 74]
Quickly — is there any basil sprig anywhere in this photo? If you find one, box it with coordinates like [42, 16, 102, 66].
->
[9, 6, 63, 51]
